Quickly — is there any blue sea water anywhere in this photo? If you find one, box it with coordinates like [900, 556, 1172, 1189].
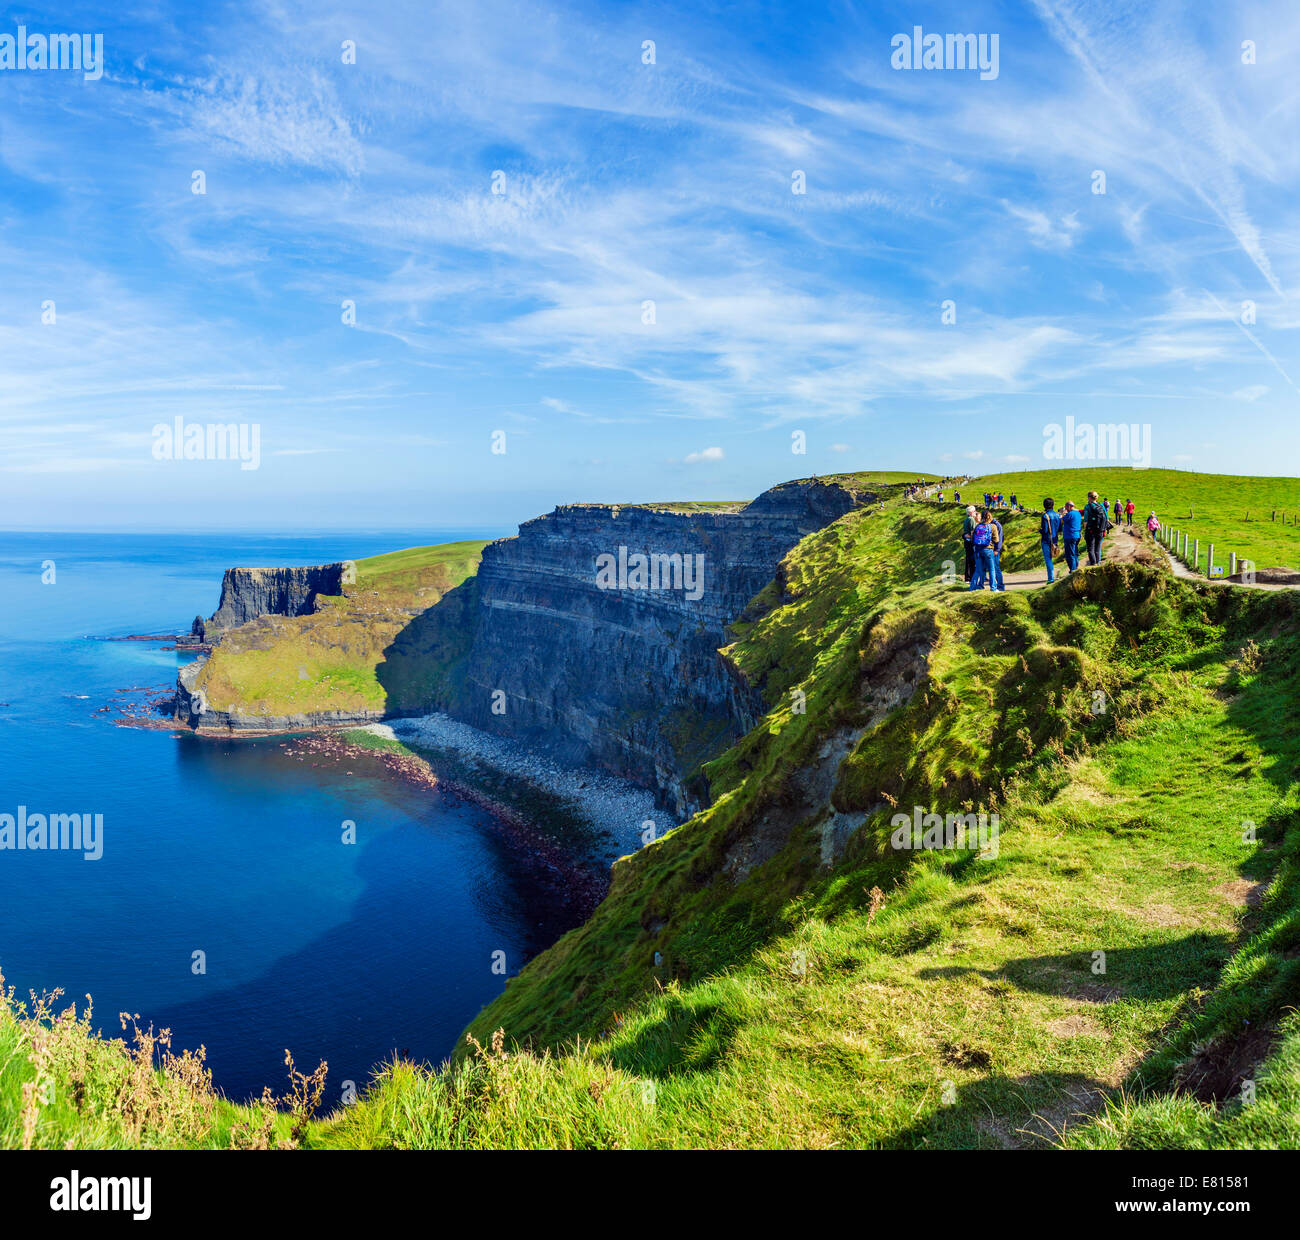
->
[0, 530, 585, 1103]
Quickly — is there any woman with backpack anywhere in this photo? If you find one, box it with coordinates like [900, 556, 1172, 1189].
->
[968, 511, 999, 591]
[1040, 498, 1062, 583]
[1147, 511, 1160, 536]
[989, 511, 1005, 590]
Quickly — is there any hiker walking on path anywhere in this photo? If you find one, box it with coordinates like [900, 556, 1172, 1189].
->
[968, 511, 999, 591]
[1147, 511, 1160, 537]
[1082, 491, 1109, 566]
[961, 504, 978, 582]
[1113, 498, 1122, 526]
[1125, 499, 1135, 527]
[1060, 500, 1082, 573]
[1040, 498, 1062, 584]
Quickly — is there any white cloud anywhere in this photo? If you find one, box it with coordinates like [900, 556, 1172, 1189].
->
[1001, 200, 1082, 250]
[684, 446, 725, 463]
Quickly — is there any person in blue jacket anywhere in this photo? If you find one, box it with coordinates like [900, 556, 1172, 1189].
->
[1059, 500, 1082, 573]
[1039, 497, 1062, 583]
[968, 512, 997, 590]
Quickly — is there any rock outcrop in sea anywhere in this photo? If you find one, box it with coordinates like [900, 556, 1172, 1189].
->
[207, 564, 349, 634]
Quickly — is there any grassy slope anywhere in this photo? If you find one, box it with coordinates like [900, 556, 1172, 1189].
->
[188, 541, 486, 717]
[5, 477, 1299, 1149]
[429, 501, 1300, 1148]
[968, 467, 1300, 572]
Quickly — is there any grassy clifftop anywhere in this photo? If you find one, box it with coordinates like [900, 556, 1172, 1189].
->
[184, 541, 486, 720]
[969, 466, 1300, 572]
[435, 499, 1300, 1149]
[5, 477, 1299, 1148]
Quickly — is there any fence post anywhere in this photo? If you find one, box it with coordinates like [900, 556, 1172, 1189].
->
[1230, 552, 1237, 577]
[1208, 544, 1215, 577]
[1193, 538, 1199, 571]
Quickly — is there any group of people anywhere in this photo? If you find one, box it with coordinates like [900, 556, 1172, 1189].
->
[906, 474, 971, 503]
[961, 490, 1161, 590]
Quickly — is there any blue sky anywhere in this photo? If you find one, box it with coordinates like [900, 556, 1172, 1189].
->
[1, 0, 1297, 531]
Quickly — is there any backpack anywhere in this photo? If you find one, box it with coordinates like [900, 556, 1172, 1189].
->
[1084, 503, 1107, 534]
[972, 522, 992, 548]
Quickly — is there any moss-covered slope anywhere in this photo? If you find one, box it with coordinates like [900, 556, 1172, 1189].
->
[180, 541, 486, 723]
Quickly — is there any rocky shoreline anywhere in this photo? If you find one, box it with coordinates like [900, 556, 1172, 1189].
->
[279, 731, 610, 915]
[375, 715, 673, 856]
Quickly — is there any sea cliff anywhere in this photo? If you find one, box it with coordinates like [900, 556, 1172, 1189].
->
[175, 478, 879, 812]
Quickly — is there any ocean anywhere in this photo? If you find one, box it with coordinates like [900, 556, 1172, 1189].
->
[0, 529, 596, 1103]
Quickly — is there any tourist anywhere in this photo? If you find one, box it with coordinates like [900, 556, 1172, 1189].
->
[1113, 498, 1123, 526]
[989, 509, 1005, 590]
[1147, 511, 1160, 536]
[1060, 500, 1082, 573]
[1040, 498, 1062, 584]
[962, 504, 978, 582]
[968, 512, 997, 591]
[1125, 498, 1135, 527]
[1082, 491, 1109, 565]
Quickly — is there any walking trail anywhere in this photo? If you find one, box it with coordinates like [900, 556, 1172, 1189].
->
[984, 526, 1297, 593]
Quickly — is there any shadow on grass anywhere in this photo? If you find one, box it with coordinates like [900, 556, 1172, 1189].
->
[917, 933, 1232, 1004]
[890, 1070, 1115, 1149]
[374, 578, 478, 715]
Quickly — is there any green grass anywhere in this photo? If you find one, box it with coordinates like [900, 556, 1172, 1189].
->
[817, 470, 942, 487]
[5, 484, 1299, 1149]
[188, 540, 486, 719]
[617, 500, 748, 513]
[966, 467, 1300, 573]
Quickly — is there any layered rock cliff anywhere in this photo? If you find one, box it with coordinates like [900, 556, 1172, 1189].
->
[206, 564, 348, 634]
[177, 477, 877, 813]
[436, 479, 870, 814]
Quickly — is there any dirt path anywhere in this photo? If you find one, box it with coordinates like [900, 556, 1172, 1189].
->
[974, 526, 1147, 592]
[942, 503, 1299, 593]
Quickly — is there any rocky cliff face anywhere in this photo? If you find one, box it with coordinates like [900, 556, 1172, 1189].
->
[177, 478, 875, 815]
[206, 564, 348, 634]
[443, 479, 869, 815]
